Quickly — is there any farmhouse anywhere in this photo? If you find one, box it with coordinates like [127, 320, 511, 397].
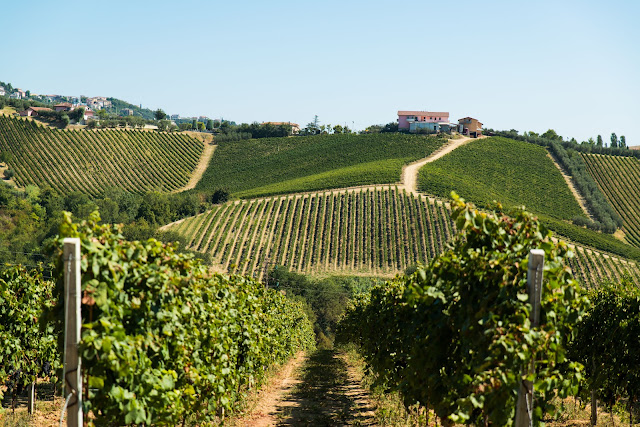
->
[398, 110, 464, 133]
[19, 106, 53, 117]
[458, 117, 483, 137]
[54, 103, 73, 112]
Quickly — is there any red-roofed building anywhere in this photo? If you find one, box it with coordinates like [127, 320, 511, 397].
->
[19, 106, 53, 117]
[54, 103, 73, 112]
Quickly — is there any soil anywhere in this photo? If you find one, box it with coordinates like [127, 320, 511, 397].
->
[234, 349, 376, 426]
[173, 134, 217, 193]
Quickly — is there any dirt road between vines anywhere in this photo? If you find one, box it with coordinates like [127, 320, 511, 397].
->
[401, 136, 472, 195]
[235, 350, 376, 426]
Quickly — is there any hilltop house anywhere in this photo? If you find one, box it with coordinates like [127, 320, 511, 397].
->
[0, 87, 5, 97]
[19, 106, 53, 117]
[458, 117, 483, 137]
[398, 111, 462, 133]
[121, 108, 134, 116]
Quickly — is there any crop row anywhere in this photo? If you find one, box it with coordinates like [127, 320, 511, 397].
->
[566, 246, 640, 288]
[173, 187, 455, 277]
[0, 115, 204, 195]
[170, 186, 640, 286]
[582, 153, 640, 247]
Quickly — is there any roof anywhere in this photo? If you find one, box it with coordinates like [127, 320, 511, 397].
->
[54, 102, 72, 107]
[458, 117, 483, 125]
[398, 111, 449, 116]
[28, 107, 53, 112]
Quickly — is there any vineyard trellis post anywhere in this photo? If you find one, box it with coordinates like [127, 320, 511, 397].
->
[27, 382, 35, 414]
[515, 249, 545, 427]
[63, 238, 83, 427]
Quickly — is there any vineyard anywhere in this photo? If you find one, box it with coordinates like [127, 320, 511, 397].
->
[417, 136, 586, 221]
[582, 153, 640, 247]
[166, 186, 640, 287]
[0, 115, 204, 195]
[196, 133, 444, 198]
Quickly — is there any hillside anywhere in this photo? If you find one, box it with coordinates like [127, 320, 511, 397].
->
[196, 133, 444, 198]
[165, 186, 640, 287]
[0, 115, 204, 195]
[417, 136, 585, 221]
[582, 153, 640, 247]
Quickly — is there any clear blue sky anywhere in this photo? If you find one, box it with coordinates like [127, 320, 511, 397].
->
[2, 0, 639, 143]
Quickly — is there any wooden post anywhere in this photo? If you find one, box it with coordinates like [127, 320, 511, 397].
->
[63, 238, 83, 427]
[27, 382, 35, 414]
[515, 249, 545, 427]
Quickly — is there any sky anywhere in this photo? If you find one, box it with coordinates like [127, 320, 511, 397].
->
[2, 0, 639, 143]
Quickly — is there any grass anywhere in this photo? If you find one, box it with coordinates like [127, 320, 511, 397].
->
[197, 133, 443, 197]
[418, 136, 585, 221]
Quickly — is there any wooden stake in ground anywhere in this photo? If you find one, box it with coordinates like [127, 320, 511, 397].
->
[63, 238, 83, 427]
[515, 249, 545, 427]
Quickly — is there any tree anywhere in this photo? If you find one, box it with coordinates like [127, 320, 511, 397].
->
[206, 119, 214, 131]
[610, 133, 618, 148]
[157, 119, 170, 132]
[178, 123, 191, 131]
[0, 151, 13, 166]
[382, 122, 399, 133]
[192, 119, 197, 130]
[86, 119, 98, 129]
[25, 90, 30, 98]
[620, 135, 626, 148]
[197, 121, 205, 131]
[541, 129, 562, 141]
[586, 137, 595, 145]
[154, 109, 166, 121]
[332, 124, 344, 134]
[61, 114, 70, 127]
[3, 169, 15, 179]
[597, 135, 603, 147]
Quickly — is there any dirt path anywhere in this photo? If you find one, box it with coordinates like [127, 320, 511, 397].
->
[546, 152, 595, 221]
[172, 134, 216, 193]
[401, 136, 472, 195]
[237, 350, 376, 426]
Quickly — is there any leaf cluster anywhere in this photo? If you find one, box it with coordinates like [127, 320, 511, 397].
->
[47, 211, 315, 425]
[339, 193, 588, 425]
[0, 265, 60, 402]
[570, 279, 640, 408]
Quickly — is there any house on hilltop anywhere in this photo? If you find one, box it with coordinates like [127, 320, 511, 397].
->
[398, 111, 461, 133]
[458, 117, 483, 137]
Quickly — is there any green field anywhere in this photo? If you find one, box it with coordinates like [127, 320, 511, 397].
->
[197, 133, 443, 198]
[0, 115, 204, 195]
[417, 137, 585, 221]
[582, 153, 640, 247]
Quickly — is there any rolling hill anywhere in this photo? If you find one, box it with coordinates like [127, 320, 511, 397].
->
[164, 186, 640, 287]
[196, 133, 444, 198]
[0, 115, 204, 195]
[417, 136, 585, 221]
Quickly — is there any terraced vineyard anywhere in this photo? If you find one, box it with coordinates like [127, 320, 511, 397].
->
[582, 153, 640, 247]
[166, 186, 640, 285]
[0, 115, 204, 195]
